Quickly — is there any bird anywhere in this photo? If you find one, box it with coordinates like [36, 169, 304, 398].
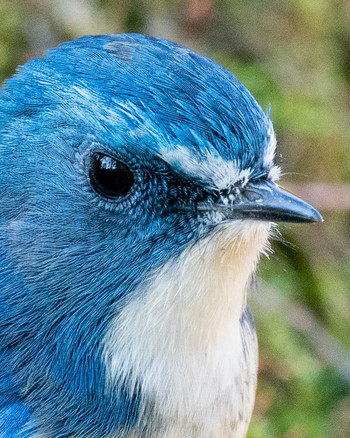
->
[0, 33, 322, 438]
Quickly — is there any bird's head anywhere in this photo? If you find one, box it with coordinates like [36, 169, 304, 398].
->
[0, 33, 322, 367]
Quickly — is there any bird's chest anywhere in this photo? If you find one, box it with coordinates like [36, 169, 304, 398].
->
[142, 315, 258, 438]
[106, 309, 258, 438]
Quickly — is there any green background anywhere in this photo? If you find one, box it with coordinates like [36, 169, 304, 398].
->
[1, 1, 349, 436]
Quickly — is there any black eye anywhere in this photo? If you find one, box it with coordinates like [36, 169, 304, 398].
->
[90, 153, 134, 198]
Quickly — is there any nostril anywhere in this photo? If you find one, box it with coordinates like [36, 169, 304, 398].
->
[244, 189, 262, 202]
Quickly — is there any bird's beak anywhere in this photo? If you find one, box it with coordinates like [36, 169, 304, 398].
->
[198, 181, 323, 223]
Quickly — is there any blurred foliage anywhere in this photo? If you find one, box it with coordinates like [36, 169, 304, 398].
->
[0, 0, 349, 437]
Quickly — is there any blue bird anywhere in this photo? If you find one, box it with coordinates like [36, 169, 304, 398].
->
[0, 34, 322, 438]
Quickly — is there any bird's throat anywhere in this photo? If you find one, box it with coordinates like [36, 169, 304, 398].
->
[148, 219, 271, 347]
[103, 220, 270, 437]
[104, 219, 270, 370]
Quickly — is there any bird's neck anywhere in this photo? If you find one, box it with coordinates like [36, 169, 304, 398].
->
[102, 221, 270, 437]
[104, 220, 270, 373]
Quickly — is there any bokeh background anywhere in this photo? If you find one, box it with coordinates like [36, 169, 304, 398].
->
[1, 1, 349, 437]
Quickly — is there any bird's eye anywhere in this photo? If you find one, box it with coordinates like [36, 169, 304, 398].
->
[89, 153, 134, 198]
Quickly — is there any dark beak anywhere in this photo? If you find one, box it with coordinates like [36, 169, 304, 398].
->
[198, 181, 323, 223]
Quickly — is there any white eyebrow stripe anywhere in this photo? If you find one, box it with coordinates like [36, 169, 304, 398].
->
[159, 145, 253, 191]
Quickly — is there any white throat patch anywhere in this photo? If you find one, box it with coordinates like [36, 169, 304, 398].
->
[103, 220, 271, 438]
